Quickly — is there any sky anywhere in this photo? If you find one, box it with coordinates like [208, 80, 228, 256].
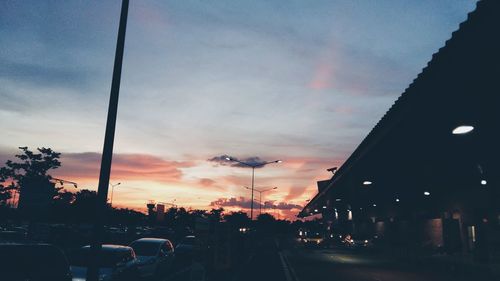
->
[0, 0, 477, 220]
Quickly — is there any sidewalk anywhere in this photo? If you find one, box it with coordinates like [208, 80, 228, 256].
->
[380, 247, 500, 280]
[414, 253, 500, 279]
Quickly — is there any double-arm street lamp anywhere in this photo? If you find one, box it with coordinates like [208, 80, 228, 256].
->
[244, 186, 277, 216]
[109, 182, 121, 206]
[225, 156, 281, 220]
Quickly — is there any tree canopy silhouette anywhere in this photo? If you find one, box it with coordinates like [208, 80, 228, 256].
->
[0, 147, 61, 211]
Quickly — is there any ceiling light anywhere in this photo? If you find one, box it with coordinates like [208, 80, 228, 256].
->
[363, 181, 372, 185]
[424, 191, 430, 196]
[481, 180, 487, 185]
[452, 125, 474, 135]
[396, 198, 400, 202]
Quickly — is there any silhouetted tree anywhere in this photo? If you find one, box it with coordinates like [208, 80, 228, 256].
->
[0, 167, 16, 204]
[191, 209, 207, 217]
[72, 189, 100, 222]
[208, 208, 224, 223]
[257, 213, 275, 223]
[0, 147, 61, 217]
[224, 211, 251, 228]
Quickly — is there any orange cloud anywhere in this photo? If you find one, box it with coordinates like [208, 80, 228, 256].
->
[54, 152, 194, 183]
[199, 178, 215, 187]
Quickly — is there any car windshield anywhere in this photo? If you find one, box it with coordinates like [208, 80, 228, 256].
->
[130, 242, 160, 256]
[70, 248, 130, 268]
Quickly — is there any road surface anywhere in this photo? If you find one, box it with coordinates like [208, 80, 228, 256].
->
[234, 237, 496, 281]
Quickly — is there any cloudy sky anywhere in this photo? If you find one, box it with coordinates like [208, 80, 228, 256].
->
[0, 0, 477, 219]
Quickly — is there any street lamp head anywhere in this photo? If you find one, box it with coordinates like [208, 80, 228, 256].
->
[276, 160, 282, 163]
[117, 182, 121, 186]
[225, 157, 232, 161]
[73, 184, 78, 188]
[363, 181, 372, 185]
[452, 125, 474, 135]
[273, 186, 278, 189]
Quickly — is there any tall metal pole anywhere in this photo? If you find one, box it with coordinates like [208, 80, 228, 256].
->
[87, 1, 129, 280]
[251, 167, 255, 220]
[259, 191, 262, 216]
[110, 184, 115, 206]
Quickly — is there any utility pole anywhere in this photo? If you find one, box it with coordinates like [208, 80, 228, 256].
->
[87, 1, 129, 280]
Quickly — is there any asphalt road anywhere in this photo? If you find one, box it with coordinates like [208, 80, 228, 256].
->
[281, 241, 495, 281]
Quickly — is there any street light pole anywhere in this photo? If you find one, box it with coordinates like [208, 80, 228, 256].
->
[226, 156, 281, 220]
[251, 167, 255, 220]
[110, 182, 121, 206]
[244, 186, 278, 216]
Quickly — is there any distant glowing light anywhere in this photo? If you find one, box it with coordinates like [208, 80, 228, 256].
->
[225, 157, 231, 161]
[363, 181, 372, 185]
[314, 209, 318, 212]
[424, 191, 430, 196]
[396, 198, 400, 202]
[335, 198, 341, 202]
[372, 204, 377, 207]
[452, 125, 474, 135]
[277, 160, 283, 163]
[481, 180, 487, 185]
[322, 206, 327, 209]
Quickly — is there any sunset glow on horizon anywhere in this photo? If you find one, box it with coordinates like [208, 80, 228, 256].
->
[0, 0, 476, 220]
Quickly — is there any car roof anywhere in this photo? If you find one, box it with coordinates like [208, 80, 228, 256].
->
[81, 244, 132, 252]
[0, 242, 55, 247]
[132, 238, 169, 244]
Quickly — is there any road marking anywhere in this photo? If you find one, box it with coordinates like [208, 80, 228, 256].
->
[279, 251, 300, 281]
[285, 254, 300, 281]
[279, 252, 294, 281]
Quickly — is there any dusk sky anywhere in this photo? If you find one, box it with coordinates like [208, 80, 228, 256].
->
[0, 0, 477, 219]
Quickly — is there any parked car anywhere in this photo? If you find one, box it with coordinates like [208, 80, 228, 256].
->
[129, 238, 175, 278]
[0, 243, 72, 281]
[175, 235, 206, 263]
[69, 245, 139, 281]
